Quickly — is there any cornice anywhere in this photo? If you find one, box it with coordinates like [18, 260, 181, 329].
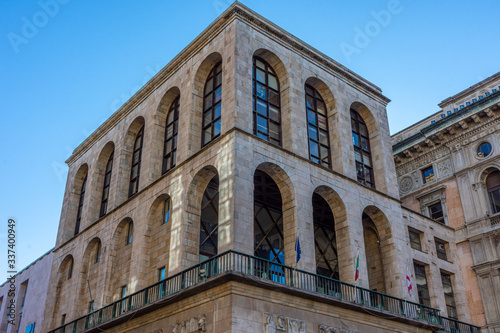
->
[439, 71, 500, 108]
[66, 2, 389, 165]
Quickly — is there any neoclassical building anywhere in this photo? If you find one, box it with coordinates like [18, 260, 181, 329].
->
[393, 72, 500, 332]
[35, 2, 483, 333]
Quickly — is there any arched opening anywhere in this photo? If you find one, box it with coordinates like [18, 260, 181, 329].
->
[144, 194, 172, 285]
[163, 96, 180, 174]
[199, 175, 219, 262]
[254, 170, 284, 265]
[253, 56, 281, 145]
[129, 127, 144, 197]
[351, 109, 374, 188]
[87, 142, 115, 222]
[362, 213, 385, 293]
[191, 53, 222, 154]
[77, 238, 102, 316]
[52, 255, 74, 327]
[305, 84, 331, 168]
[313, 193, 338, 279]
[108, 218, 133, 302]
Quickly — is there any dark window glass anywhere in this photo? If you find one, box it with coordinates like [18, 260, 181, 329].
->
[435, 239, 447, 260]
[95, 242, 101, 263]
[202, 63, 222, 146]
[422, 166, 435, 184]
[100, 153, 114, 217]
[163, 97, 179, 173]
[129, 126, 144, 197]
[61, 314, 66, 325]
[254, 170, 284, 266]
[441, 272, 457, 318]
[428, 202, 444, 224]
[67, 259, 73, 279]
[199, 176, 219, 262]
[163, 198, 171, 223]
[409, 229, 422, 251]
[486, 170, 500, 214]
[126, 221, 133, 245]
[351, 109, 374, 188]
[414, 263, 431, 307]
[75, 175, 87, 235]
[305, 84, 331, 168]
[477, 142, 492, 158]
[253, 57, 281, 146]
[313, 193, 338, 279]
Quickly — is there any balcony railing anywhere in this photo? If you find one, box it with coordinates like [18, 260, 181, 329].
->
[48, 250, 480, 333]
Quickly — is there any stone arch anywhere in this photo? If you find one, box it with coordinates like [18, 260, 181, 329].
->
[89, 141, 115, 221]
[76, 237, 102, 315]
[117, 116, 145, 204]
[52, 254, 75, 327]
[305, 77, 336, 113]
[108, 218, 134, 302]
[183, 165, 219, 267]
[190, 52, 223, 155]
[479, 166, 500, 215]
[350, 102, 378, 137]
[64, 163, 89, 241]
[143, 194, 172, 285]
[254, 162, 296, 266]
[253, 48, 291, 148]
[313, 186, 349, 280]
[150, 87, 181, 180]
[362, 205, 395, 294]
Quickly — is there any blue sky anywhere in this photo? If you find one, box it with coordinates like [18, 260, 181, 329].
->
[1, 0, 499, 274]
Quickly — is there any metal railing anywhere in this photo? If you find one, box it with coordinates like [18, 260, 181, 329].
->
[48, 250, 480, 333]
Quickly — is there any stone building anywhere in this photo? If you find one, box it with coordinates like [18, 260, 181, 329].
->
[393, 72, 500, 332]
[0, 249, 53, 333]
[40, 2, 480, 333]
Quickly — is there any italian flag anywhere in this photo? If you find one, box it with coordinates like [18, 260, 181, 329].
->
[354, 249, 360, 283]
[406, 266, 413, 296]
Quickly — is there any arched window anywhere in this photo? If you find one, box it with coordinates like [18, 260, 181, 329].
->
[67, 258, 73, 280]
[486, 170, 500, 214]
[162, 96, 179, 174]
[305, 85, 331, 168]
[254, 170, 284, 265]
[351, 109, 374, 188]
[313, 193, 338, 279]
[199, 175, 219, 262]
[95, 241, 102, 263]
[253, 57, 281, 145]
[163, 197, 171, 224]
[75, 175, 87, 235]
[129, 126, 144, 197]
[202, 63, 222, 147]
[100, 152, 113, 217]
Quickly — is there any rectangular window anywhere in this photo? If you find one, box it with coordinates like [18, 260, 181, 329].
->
[431, 120, 436, 124]
[163, 198, 170, 223]
[472, 99, 477, 102]
[460, 105, 464, 109]
[120, 285, 128, 313]
[466, 102, 470, 106]
[486, 92, 490, 96]
[447, 111, 452, 115]
[409, 229, 422, 251]
[414, 263, 431, 307]
[158, 267, 166, 281]
[61, 314, 66, 325]
[428, 202, 444, 224]
[479, 95, 483, 99]
[454, 108, 458, 112]
[435, 239, 447, 260]
[441, 272, 457, 318]
[422, 166, 435, 184]
[493, 89, 497, 93]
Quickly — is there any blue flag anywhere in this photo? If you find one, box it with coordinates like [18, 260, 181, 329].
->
[295, 235, 301, 263]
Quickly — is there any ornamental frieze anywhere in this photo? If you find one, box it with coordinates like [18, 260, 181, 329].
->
[172, 314, 206, 333]
[318, 324, 361, 333]
[264, 313, 306, 333]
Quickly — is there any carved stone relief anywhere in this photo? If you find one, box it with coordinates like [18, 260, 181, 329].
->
[318, 324, 361, 333]
[437, 158, 453, 178]
[399, 176, 414, 195]
[264, 313, 305, 333]
[172, 314, 206, 333]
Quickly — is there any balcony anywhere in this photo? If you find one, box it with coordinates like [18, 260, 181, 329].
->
[48, 250, 480, 333]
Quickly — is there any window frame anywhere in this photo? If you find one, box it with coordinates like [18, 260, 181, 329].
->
[428, 201, 445, 224]
[409, 228, 423, 251]
[100, 152, 114, 217]
[435, 238, 447, 261]
[421, 165, 435, 184]
[305, 84, 331, 168]
[163, 198, 171, 224]
[126, 221, 133, 245]
[162, 96, 180, 174]
[252, 56, 281, 146]
[95, 242, 101, 263]
[414, 262, 431, 307]
[201, 62, 222, 147]
[351, 109, 375, 188]
[75, 175, 87, 235]
[441, 272, 457, 319]
[128, 126, 144, 198]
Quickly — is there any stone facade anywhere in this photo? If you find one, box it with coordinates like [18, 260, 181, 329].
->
[30, 2, 484, 333]
[393, 72, 500, 331]
[0, 250, 53, 333]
